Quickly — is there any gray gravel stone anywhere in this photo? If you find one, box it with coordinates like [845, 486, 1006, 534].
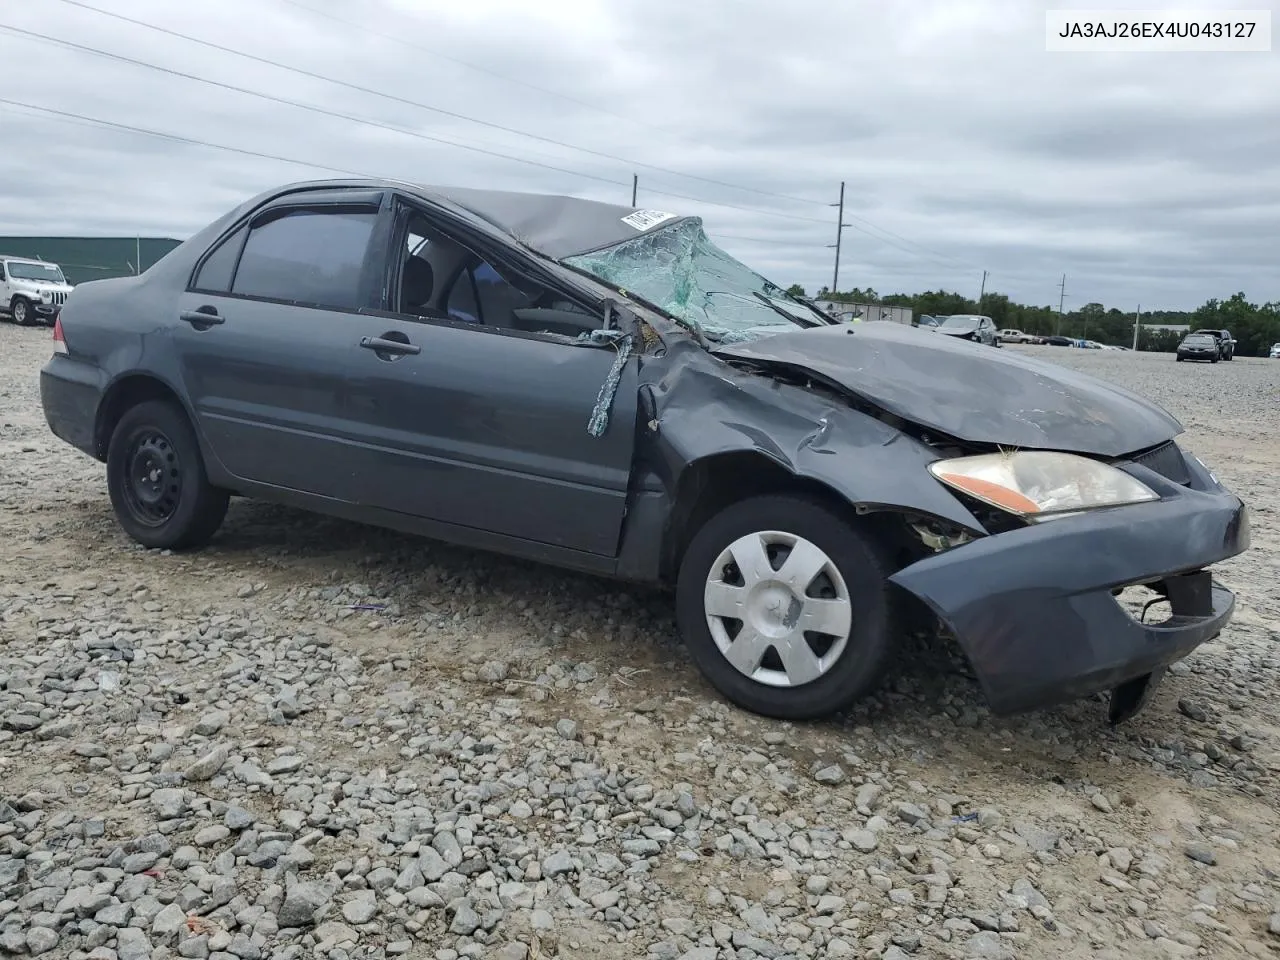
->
[194, 710, 230, 735]
[1185, 843, 1217, 866]
[966, 931, 1015, 959]
[115, 928, 152, 960]
[449, 899, 481, 935]
[342, 890, 377, 924]
[278, 880, 330, 927]
[542, 851, 576, 877]
[195, 825, 231, 847]
[0, 332, 1277, 960]
[847, 829, 878, 852]
[150, 789, 188, 819]
[25, 927, 60, 955]
[555, 718, 579, 740]
[185, 744, 232, 781]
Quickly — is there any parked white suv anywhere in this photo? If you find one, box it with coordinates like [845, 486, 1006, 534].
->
[1, 255, 74, 326]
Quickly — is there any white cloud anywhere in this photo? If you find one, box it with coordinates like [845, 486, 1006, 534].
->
[1, 0, 1277, 309]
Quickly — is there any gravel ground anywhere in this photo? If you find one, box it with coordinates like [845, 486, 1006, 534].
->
[2, 322, 1279, 960]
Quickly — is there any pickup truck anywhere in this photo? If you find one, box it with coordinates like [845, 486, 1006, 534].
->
[998, 329, 1037, 344]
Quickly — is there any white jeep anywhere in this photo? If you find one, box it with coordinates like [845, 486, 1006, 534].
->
[1, 255, 74, 326]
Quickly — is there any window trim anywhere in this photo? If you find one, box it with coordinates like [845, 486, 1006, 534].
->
[185, 189, 390, 313]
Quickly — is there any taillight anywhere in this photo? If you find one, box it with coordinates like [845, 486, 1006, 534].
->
[53, 316, 68, 355]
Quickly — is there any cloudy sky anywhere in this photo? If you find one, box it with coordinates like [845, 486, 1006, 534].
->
[2, 0, 1277, 310]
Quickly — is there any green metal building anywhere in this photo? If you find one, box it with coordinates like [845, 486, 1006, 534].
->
[0, 236, 184, 286]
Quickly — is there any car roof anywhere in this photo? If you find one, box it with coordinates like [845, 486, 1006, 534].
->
[0, 254, 52, 263]
[266, 178, 697, 261]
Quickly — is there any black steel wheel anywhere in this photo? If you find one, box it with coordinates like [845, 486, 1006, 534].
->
[121, 429, 182, 526]
[106, 399, 228, 549]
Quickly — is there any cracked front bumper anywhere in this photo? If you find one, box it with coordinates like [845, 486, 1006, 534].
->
[889, 461, 1249, 718]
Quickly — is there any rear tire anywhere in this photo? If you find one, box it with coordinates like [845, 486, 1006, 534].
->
[106, 399, 229, 550]
[675, 494, 896, 721]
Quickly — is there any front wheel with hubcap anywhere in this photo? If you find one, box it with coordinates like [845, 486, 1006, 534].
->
[106, 399, 229, 549]
[676, 494, 896, 720]
[10, 296, 31, 326]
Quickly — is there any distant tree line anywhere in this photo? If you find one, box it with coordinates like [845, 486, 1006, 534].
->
[785, 284, 1280, 357]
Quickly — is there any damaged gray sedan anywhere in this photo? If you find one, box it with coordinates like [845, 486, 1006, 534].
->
[40, 179, 1250, 724]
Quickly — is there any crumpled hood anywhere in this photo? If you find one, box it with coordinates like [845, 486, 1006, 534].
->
[713, 320, 1182, 457]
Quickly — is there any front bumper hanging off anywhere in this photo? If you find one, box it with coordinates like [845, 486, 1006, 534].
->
[889, 461, 1249, 722]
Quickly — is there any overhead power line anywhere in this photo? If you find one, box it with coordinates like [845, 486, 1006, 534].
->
[53, 0, 830, 211]
[270, 0, 977, 271]
[275, 0, 675, 139]
[710, 233, 823, 245]
[0, 98, 377, 179]
[0, 24, 632, 191]
[4, 8, 982, 273]
[2, 23, 846, 230]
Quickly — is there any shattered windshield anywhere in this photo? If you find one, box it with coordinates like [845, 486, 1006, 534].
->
[563, 218, 825, 343]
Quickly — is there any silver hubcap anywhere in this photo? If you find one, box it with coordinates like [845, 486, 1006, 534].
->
[704, 530, 852, 688]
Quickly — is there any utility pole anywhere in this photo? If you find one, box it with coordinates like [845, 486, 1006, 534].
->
[135, 236, 142, 275]
[1056, 273, 1067, 336]
[631, 174, 637, 207]
[977, 270, 987, 308]
[1133, 303, 1141, 351]
[828, 181, 850, 295]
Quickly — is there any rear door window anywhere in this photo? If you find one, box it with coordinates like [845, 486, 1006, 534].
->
[230, 207, 378, 310]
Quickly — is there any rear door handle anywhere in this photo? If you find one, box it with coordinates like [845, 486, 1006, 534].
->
[180, 308, 224, 325]
[359, 336, 421, 356]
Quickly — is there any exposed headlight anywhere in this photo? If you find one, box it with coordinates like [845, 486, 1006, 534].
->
[928, 450, 1158, 522]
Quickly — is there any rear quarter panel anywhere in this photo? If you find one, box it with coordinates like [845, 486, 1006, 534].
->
[53, 239, 225, 473]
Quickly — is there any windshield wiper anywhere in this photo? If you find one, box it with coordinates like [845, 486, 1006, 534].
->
[751, 291, 824, 328]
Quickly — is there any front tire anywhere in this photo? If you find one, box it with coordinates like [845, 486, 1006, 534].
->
[10, 296, 31, 326]
[106, 399, 229, 549]
[675, 494, 896, 721]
